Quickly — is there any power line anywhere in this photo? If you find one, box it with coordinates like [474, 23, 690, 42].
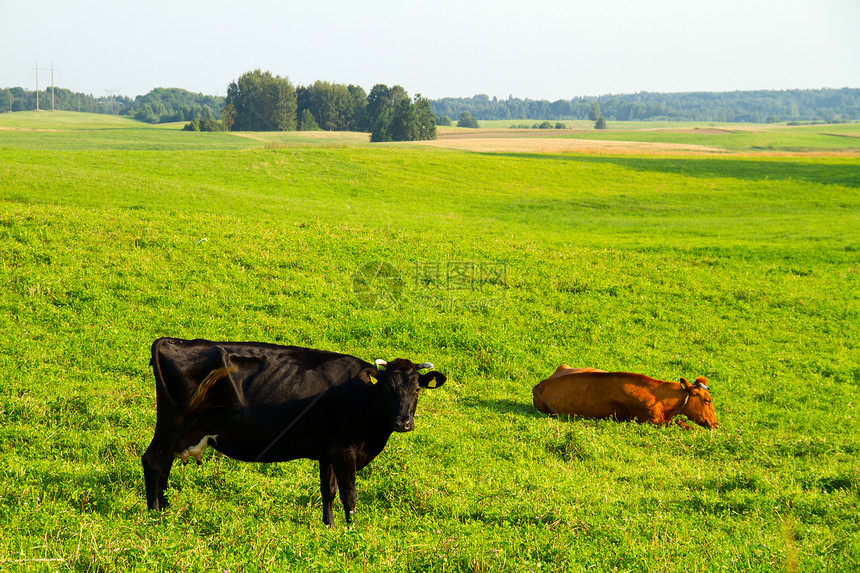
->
[104, 89, 120, 114]
[29, 62, 60, 111]
[31, 62, 40, 111]
[50, 63, 58, 111]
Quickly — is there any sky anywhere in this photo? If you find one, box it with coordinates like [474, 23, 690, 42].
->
[2, 0, 859, 101]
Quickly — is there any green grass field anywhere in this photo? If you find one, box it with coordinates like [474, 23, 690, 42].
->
[1, 111, 859, 572]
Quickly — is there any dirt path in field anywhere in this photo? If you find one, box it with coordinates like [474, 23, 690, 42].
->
[0, 126, 58, 132]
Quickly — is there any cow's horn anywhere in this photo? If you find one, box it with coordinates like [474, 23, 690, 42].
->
[375, 359, 388, 369]
[417, 362, 434, 370]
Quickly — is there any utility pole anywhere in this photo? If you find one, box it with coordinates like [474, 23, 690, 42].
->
[32, 62, 40, 111]
[104, 89, 119, 114]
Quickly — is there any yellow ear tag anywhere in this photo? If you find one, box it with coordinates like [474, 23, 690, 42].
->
[427, 378, 437, 388]
[369, 375, 378, 385]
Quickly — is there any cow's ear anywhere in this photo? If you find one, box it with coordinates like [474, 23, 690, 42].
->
[419, 371, 446, 389]
[360, 368, 381, 386]
[680, 377, 691, 390]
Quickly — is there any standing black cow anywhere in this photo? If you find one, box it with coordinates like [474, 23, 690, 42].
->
[141, 337, 446, 525]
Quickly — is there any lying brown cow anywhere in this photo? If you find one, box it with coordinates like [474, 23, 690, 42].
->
[532, 365, 718, 429]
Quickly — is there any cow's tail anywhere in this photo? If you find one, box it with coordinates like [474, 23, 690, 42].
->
[186, 367, 234, 414]
[150, 338, 234, 415]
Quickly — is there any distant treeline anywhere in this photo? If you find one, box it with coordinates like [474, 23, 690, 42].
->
[0, 87, 131, 114]
[431, 88, 860, 123]
[4, 84, 859, 125]
[0, 86, 219, 122]
[126, 88, 223, 123]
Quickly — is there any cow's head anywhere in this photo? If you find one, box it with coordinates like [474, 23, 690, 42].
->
[680, 377, 719, 429]
[360, 358, 446, 433]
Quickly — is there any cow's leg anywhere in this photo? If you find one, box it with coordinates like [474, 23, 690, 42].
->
[332, 453, 357, 524]
[319, 460, 337, 526]
[142, 432, 176, 510]
[157, 457, 175, 508]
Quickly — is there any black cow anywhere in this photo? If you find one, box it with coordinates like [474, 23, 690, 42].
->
[141, 337, 446, 525]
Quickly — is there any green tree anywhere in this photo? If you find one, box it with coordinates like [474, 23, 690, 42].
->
[297, 80, 355, 131]
[370, 108, 394, 142]
[298, 108, 321, 131]
[369, 88, 437, 142]
[221, 104, 236, 131]
[367, 85, 409, 129]
[594, 116, 607, 129]
[588, 101, 601, 122]
[410, 95, 437, 140]
[226, 69, 297, 131]
[347, 85, 369, 132]
[457, 111, 479, 128]
[368, 84, 410, 142]
[389, 98, 414, 142]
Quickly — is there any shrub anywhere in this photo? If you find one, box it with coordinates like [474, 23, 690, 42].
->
[183, 118, 225, 132]
[457, 111, 480, 128]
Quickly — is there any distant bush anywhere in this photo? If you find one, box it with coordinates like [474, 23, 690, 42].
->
[594, 117, 607, 129]
[457, 111, 480, 128]
[183, 118, 225, 132]
[437, 115, 452, 126]
[555, 122, 566, 129]
[538, 121, 553, 129]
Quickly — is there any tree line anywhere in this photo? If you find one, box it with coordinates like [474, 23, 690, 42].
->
[127, 88, 223, 124]
[0, 87, 131, 114]
[431, 89, 860, 123]
[4, 81, 859, 127]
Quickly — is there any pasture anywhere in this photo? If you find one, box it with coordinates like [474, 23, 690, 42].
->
[1, 111, 858, 572]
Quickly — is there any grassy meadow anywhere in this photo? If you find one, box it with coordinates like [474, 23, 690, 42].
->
[1, 111, 859, 572]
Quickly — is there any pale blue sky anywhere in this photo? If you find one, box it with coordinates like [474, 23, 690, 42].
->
[2, 0, 858, 100]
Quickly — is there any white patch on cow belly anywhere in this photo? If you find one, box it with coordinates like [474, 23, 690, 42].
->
[175, 435, 218, 464]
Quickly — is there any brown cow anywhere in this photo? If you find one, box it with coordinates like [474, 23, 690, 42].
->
[532, 368, 718, 429]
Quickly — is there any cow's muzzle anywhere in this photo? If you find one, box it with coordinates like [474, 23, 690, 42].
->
[394, 419, 414, 433]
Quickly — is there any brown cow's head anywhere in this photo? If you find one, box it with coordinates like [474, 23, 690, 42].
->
[360, 359, 446, 433]
[680, 377, 719, 429]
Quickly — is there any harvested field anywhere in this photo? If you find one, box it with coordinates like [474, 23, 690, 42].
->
[420, 135, 725, 154]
